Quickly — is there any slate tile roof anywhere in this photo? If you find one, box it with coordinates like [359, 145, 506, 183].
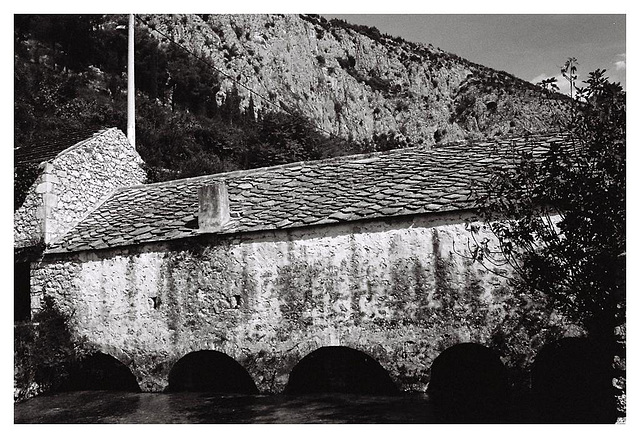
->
[47, 133, 569, 254]
[15, 127, 111, 165]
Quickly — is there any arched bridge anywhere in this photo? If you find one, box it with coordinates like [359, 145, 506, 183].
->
[30, 212, 577, 393]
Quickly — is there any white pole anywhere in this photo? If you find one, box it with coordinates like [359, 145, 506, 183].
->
[127, 13, 135, 148]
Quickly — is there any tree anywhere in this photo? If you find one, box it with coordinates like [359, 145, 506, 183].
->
[475, 64, 625, 417]
[560, 57, 579, 100]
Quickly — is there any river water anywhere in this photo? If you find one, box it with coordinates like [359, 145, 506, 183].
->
[14, 391, 435, 423]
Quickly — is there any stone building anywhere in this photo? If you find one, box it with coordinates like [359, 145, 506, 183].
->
[14, 128, 579, 394]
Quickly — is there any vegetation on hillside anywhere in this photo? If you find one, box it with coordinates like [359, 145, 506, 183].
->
[15, 14, 568, 193]
[14, 14, 366, 189]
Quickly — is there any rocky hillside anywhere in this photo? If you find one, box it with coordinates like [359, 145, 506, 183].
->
[15, 13, 570, 198]
[140, 14, 569, 146]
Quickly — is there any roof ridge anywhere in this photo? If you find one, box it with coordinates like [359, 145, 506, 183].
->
[15, 127, 117, 166]
[117, 131, 567, 193]
[45, 130, 574, 254]
[114, 142, 433, 192]
[52, 127, 119, 162]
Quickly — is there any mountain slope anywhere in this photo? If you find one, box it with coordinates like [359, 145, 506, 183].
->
[141, 13, 569, 146]
[15, 13, 570, 198]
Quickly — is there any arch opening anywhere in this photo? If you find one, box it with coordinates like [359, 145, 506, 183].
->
[167, 350, 258, 394]
[532, 337, 617, 423]
[427, 343, 509, 423]
[285, 346, 398, 395]
[57, 352, 140, 392]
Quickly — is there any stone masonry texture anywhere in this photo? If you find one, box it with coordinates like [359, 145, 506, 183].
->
[21, 130, 583, 395]
[14, 128, 146, 248]
[32, 213, 580, 393]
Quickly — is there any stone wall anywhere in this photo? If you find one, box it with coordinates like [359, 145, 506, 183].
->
[31, 211, 580, 393]
[14, 128, 146, 248]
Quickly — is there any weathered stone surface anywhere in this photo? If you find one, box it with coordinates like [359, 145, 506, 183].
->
[32, 212, 580, 393]
[14, 128, 146, 247]
[35, 182, 53, 193]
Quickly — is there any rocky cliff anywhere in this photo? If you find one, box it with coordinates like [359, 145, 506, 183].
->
[139, 14, 569, 146]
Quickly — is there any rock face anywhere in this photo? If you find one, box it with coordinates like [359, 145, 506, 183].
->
[139, 14, 568, 146]
[14, 128, 146, 248]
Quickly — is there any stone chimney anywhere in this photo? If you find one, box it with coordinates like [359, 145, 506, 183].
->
[198, 182, 230, 232]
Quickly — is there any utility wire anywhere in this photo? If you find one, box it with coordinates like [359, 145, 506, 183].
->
[135, 14, 341, 140]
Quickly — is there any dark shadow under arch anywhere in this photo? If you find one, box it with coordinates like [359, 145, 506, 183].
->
[427, 343, 509, 423]
[285, 346, 398, 395]
[532, 337, 617, 423]
[57, 352, 140, 392]
[167, 350, 258, 394]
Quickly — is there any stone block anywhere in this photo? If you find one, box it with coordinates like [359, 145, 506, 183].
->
[41, 173, 60, 184]
[35, 182, 53, 194]
[43, 193, 58, 206]
[39, 162, 54, 173]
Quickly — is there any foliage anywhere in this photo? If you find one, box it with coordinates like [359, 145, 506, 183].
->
[14, 14, 365, 186]
[359, 131, 409, 152]
[475, 63, 626, 419]
[247, 111, 362, 168]
[560, 57, 579, 100]
[476, 65, 625, 341]
[337, 54, 356, 70]
[433, 128, 447, 144]
[364, 74, 394, 94]
[14, 295, 94, 399]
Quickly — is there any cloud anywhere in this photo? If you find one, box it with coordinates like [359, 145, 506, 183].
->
[529, 73, 577, 97]
[614, 60, 626, 71]
[614, 53, 626, 71]
[530, 73, 549, 84]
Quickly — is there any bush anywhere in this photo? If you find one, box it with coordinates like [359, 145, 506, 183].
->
[337, 54, 356, 70]
[364, 75, 393, 94]
[14, 295, 94, 400]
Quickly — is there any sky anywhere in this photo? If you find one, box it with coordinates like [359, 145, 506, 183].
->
[324, 14, 626, 94]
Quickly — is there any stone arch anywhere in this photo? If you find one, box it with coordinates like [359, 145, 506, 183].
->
[531, 337, 617, 423]
[427, 342, 509, 423]
[284, 346, 398, 395]
[166, 350, 259, 393]
[57, 351, 141, 392]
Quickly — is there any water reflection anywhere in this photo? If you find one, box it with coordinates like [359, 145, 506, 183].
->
[15, 391, 434, 423]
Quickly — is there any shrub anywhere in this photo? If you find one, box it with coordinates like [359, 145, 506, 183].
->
[337, 54, 356, 70]
[14, 295, 94, 400]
